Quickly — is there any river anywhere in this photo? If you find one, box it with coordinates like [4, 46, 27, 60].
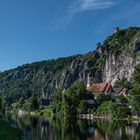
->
[3, 113, 140, 140]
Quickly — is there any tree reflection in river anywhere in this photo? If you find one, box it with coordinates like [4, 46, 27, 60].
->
[4, 114, 140, 140]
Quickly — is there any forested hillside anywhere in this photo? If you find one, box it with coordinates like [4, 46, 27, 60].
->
[0, 27, 140, 109]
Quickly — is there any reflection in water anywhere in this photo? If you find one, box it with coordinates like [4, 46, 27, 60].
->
[4, 114, 140, 140]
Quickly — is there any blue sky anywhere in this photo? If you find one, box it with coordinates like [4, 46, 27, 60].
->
[0, 0, 140, 71]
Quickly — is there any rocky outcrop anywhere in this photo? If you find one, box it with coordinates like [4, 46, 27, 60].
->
[102, 52, 140, 85]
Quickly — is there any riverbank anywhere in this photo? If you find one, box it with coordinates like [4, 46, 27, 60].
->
[77, 114, 140, 121]
[0, 117, 22, 140]
[6, 108, 140, 122]
[35, 109, 140, 122]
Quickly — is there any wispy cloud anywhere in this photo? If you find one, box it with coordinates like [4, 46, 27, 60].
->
[58, 0, 116, 27]
[72, 0, 115, 12]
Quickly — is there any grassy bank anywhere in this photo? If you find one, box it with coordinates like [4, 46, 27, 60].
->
[0, 117, 21, 140]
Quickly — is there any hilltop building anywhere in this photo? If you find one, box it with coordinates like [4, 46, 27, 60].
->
[113, 27, 120, 34]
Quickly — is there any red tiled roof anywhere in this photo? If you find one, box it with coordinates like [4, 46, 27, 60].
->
[87, 83, 114, 93]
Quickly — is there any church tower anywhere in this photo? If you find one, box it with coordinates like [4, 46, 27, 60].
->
[86, 73, 93, 89]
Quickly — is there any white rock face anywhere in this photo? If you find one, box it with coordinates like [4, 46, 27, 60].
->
[103, 52, 140, 85]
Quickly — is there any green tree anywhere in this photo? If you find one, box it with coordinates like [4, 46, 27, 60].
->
[96, 93, 113, 104]
[62, 82, 88, 116]
[51, 88, 63, 114]
[96, 101, 126, 119]
[11, 102, 20, 111]
[23, 102, 31, 111]
[18, 97, 24, 108]
[31, 97, 39, 111]
[1, 98, 7, 111]
[0, 97, 2, 110]
[128, 85, 140, 116]
[113, 79, 128, 88]
[133, 64, 140, 84]
[128, 64, 140, 116]
[77, 101, 90, 114]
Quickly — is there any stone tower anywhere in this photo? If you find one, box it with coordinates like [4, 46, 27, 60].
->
[86, 73, 93, 89]
[113, 27, 119, 34]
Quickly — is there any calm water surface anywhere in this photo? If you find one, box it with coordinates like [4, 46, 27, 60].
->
[4, 114, 140, 140]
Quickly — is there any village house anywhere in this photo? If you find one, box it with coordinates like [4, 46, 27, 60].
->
[86, 82, 115, 98]
[86, 73, 115, 98]
[86, 73, 128, 97]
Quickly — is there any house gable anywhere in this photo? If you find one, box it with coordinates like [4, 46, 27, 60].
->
[87, 83, 114, 94]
